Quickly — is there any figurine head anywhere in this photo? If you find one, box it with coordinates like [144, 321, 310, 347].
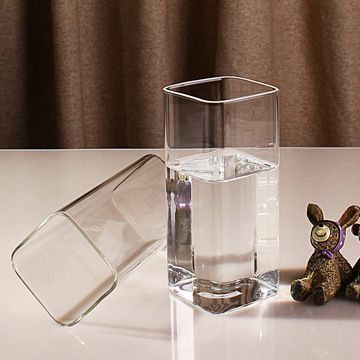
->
[307, 204, 360, 257]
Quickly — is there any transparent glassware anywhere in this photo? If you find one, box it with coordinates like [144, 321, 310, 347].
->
[164, 76, 280, 313]
[11, 154, 167, 326]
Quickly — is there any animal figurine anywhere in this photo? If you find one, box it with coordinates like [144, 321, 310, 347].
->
[291, 204, 360, 305]
[345, 224, 360, 301]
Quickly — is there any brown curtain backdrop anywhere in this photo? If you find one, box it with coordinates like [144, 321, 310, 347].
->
[0, 0, 359, 148]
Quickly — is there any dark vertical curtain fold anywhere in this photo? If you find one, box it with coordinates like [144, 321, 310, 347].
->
[0, 0, 359, 148]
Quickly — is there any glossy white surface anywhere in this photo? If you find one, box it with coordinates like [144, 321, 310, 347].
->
[1, 149, 360, 359]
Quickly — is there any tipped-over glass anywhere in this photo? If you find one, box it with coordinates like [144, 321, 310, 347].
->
[12, 154, 167, 326]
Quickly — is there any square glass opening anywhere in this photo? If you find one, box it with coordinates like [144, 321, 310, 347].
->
[164, 76, 278, 103]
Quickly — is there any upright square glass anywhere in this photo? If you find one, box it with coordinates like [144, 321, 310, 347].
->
[164, 76, 280, 313]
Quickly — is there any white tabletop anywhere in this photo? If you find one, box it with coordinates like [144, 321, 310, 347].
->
[1, 148, 360, 359]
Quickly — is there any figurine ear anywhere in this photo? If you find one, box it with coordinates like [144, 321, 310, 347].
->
[339, 206, 360, 229]
[351, 224, 360, 236]
[307, 203, 324, 225]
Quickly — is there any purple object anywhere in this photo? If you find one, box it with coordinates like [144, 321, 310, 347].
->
[315, 249, 335, 259]
[315, 221, 346, 259]
[333, 221, 346, 253]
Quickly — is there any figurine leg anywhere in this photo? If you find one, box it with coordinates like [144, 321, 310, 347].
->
[346, 259, 360, 301]
[313, 282, 338, 305]
[346, 279, 360, 300]
[291, 277, 313, 301]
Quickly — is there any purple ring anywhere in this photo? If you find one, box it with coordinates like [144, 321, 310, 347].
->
[333, 221, 346, 253]
[314, 221, 346, 259]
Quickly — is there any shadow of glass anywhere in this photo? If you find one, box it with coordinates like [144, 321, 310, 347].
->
[26, 327, 99, 360]
[76, 251, 172, 340]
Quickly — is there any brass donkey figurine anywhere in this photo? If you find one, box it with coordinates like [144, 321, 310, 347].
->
[291, 204, 360, 305]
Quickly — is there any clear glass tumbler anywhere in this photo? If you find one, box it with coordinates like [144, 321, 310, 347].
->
[11, 154, 166, 326]
[164, 76, 280, 313]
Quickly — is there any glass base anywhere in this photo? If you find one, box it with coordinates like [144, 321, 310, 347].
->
[168, 266, 279, 314]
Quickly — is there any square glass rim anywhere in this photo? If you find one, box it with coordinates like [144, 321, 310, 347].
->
[11, 211, 118, 327]
[163, 75, 279, 104]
